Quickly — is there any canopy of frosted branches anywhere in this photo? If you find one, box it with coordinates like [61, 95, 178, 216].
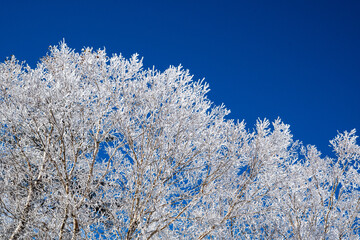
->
[0, 42, 359, 239]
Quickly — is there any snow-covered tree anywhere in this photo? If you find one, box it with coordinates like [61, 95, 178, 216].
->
[0, 42, 358, 239]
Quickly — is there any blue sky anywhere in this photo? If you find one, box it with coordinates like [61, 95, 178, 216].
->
[1, 0, 359, 156]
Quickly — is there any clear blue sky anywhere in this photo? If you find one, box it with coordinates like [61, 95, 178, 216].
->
[1, 0, 359, 156]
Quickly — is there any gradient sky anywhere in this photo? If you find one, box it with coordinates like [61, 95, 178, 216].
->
[1, 0, 359, 156]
